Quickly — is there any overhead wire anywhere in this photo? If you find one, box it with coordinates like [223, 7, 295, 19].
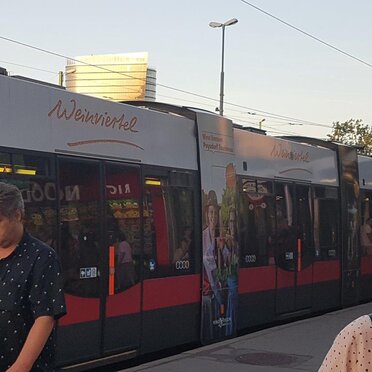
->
[0, 60, 57, 74]
[224, 110, 307, 126]
[156, 93, 218, 110]
[0, 34, 332, 131]
[225, 114, 258, 127]
[222, 100, 331, 128]
[264, 124, 304, 137]
[240, 0, 372, 70]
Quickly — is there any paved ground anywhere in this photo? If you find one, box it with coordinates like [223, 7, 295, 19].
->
[124, 302, 372, 371]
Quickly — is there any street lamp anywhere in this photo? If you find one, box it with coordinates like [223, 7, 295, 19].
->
[209, 18, 238, 116]
[259, 118, 266, 130]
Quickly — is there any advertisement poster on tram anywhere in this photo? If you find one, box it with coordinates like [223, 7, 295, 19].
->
[195, 111, 239, 344]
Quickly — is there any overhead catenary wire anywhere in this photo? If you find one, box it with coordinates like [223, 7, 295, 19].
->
[240, 0, 372, 70]
[0, 60, 57, 74]
[224, 110, 307, 126]
[155, 93, 218, 110]
[264, 124, 304, 137]
[227, 114, 306, 136]
[222, 100, 331, 128]
[0, 35, 222, 98]
[0, 34, 332, 131]
[266, 129, 302, 136]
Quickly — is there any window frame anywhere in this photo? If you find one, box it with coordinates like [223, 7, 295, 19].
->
[238, 176, 275, 268]
[313, 185, 340, 261]
[142, 166, 200, 278]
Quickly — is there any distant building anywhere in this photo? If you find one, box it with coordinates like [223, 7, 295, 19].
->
[0, 67, 8, 76]
[65, 53, 156, 102]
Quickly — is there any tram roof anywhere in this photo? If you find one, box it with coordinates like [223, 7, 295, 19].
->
[122, 100, 203, 120]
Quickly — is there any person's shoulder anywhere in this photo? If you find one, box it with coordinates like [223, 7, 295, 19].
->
[340, 315, 370, 335]
[27, 233, 57, 259]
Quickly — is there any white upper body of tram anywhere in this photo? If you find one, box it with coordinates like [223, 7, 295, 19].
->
[0, 74, 198, 170]
[234, 128, 339, 186]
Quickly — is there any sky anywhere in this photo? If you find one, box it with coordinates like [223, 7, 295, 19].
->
[1, 0, 372, 138]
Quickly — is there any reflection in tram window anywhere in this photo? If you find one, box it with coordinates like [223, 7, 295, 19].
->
[13, 153, 51, 177]
[345, 181, 359, 263]
[275, 184, 296, 271]
[105, 165, 141, 293]
[171, 189, 194, 273]
[115, 232, 135, 290]
[361, 192, 372, 256]
[143, 173, 195, 277]
[0, 152, 56, 247]
[314, 187, 339, 260]
[239, 179, 275, 267]
[0, 151, 51, 177]
[296, 185, 313, 268]
[173, 225, 192, 263]
[0, 152, 11, 174]
[59, 159, 100, 298]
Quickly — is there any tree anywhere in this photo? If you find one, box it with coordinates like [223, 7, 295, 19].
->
[327, 119, 372, 155]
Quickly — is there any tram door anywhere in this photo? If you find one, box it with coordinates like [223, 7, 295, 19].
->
[57, 158, 104, 363]
[275, 183, 313, 314]
[57, 159, 141, 364]
[103, 163, 142, 354]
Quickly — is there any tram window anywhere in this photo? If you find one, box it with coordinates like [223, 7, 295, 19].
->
[13, 153, 51, 176]
[169, 171, 192, 187]
[296, 185, 313, 268]
[274, 183, 297, 271]
[0, 178, 57, 249]
[314, 187, 338, 199]
[105, 164, 141, 293]
[58, 159, 101, 298]
[0, 152, 51, 177]
[360, 191, 372, 256]
[144, 175, 195, 277]
[239, 178, 275, 267]
[0, 152, 11, 173]
[314, 187, 338, 260]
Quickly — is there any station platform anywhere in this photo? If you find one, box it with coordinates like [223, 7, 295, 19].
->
[124, 302, 372, 371]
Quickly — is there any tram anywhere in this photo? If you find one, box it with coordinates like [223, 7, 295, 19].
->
[0, 70, 371, 369]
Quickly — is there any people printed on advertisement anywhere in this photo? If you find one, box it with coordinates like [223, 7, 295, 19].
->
[202, 190, 221, 341]
[201, 163, 239, 342]
[223, 207, 239, 336]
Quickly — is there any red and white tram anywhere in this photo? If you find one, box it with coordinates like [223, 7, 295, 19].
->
[0, 70, 370, 369]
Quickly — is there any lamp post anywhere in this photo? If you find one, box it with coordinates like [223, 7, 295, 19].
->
[259, 118, 266, 130]
[209, 18, 238, 116]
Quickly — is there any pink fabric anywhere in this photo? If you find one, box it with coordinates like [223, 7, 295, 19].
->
[319, 315, 372, 371]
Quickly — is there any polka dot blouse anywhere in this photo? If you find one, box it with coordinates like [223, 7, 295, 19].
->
[0, 232, 66, 371]
[319, 314, 372, 371]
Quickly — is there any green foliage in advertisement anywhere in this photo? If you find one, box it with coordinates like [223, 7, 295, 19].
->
[220, 186, 236, 233]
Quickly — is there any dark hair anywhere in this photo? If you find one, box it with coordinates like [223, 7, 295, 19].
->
[0, 182, 25, 218]
[206, 190, 218, 209]
[119, 231, 127, 241]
